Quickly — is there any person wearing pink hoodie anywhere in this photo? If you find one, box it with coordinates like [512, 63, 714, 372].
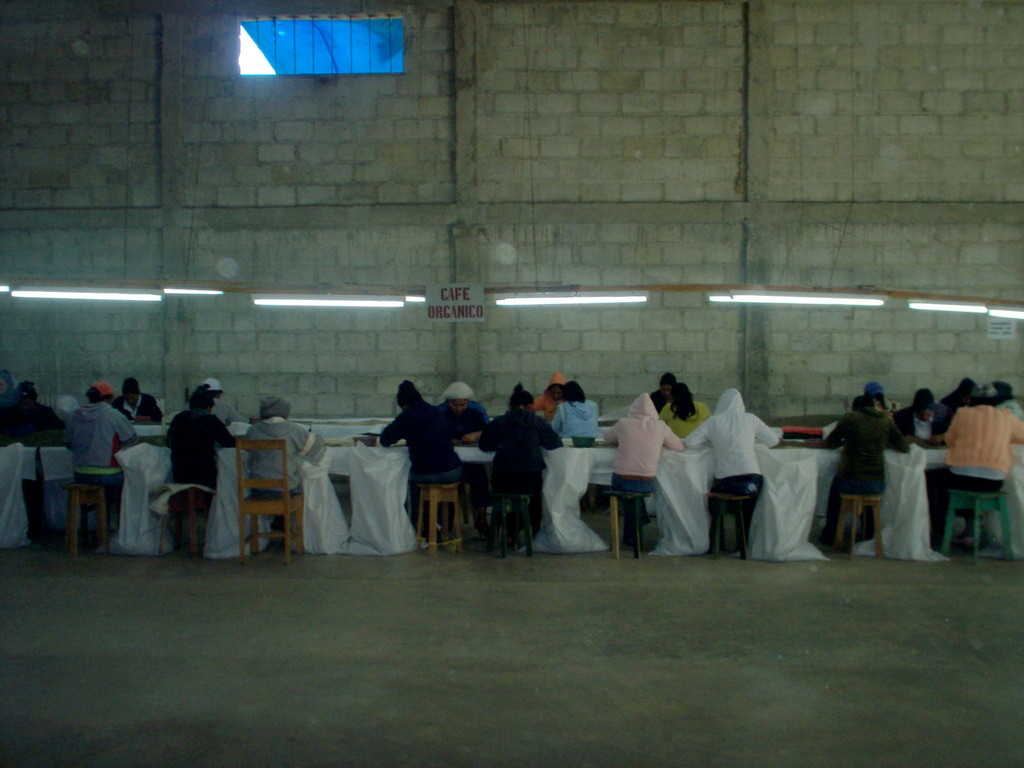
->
[602, 393, 684, 546]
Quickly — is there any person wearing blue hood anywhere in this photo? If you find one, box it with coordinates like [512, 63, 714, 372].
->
[0, 369, 17, 412]
[479, 384, 562, 537]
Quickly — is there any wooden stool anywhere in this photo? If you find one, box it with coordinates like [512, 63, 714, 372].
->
[416, 483, 463, 556]
[707, 492, 750, 560]
[62, 483, 110, 557]
[835, 493, 883, 558]
[488, 493, 533, 558]
[608, 491, 651, 559]
[941, 490, 1012, 563]
[162, 487, 212, 558]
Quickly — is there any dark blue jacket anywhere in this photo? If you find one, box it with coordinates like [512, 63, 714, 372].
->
[479, 408, 561, 473]
[380, 399, 461, 475]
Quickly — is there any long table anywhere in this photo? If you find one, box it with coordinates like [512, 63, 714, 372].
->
[8, 440, 1024, 561]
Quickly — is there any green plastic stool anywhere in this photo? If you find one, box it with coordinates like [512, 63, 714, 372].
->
[488, 493, 534, 558]
[608, 491, 651, 559]
[941, 489, 1013, 563]
[707, 492, 750, 560]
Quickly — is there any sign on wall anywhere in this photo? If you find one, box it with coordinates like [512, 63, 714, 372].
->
[426, 283, 485, 322]
[987, 317, 1016, 340]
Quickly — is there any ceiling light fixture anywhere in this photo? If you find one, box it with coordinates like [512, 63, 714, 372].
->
[11, 289, 162, 302]
[907, 301, 987, 314]
[163, 287, 224, 295]
[253, 294, 404, 308]
[988, 308, 1024, 320]
[708, 290, 886, 307]
[495, 292, 648, 306]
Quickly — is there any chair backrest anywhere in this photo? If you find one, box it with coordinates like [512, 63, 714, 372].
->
[236, 438, 290, 500]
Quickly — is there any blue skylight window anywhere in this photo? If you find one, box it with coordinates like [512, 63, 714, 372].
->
[239, 17, 404, 76]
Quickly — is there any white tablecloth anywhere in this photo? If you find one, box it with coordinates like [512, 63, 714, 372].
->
[0, 444, 31, 548]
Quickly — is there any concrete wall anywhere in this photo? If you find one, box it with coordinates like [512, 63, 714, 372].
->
[0, 0, 1021, 420]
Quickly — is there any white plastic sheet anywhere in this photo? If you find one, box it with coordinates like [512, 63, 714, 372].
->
[343, 444, 416, 556]
[40, 447, 74, 531]
[748, 446, 827, 562]
[108, 443, 172, 556]
[650, 449, 715, 556]
[533, 447, 607, 554]
[0, 443, 30, 548]
[203, 447, 270, 559]
[300, 449, 351, 554]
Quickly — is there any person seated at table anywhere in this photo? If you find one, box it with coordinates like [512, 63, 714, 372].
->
[0, 381, 64, 436]
[245, 396, 325, 496]
[111, 377, 163, 424]
[381, 380, 463, 526]
[974, 381, 1024, 421]
[864, 381, 899, 416]
[0, 369, 18, 412]
[649, 372, 676, 415]
[940, 377, 976, 415]
[893, 389, 950, 447]
[929, 399, 1024, 548]
[683, 388, 779, 545]
[658, 382, 710, 439]
[480, 384, 562, 541]
[436, 381, 489, 536]
[167, 387, 237, 490]
[199, 377, 250, 427]
[64, 381, 139, 519]
[603, 393, 684, 547]
[818, 395, 911, 547]
[529, 371, 567, 422]
[551, 381, 600, 439]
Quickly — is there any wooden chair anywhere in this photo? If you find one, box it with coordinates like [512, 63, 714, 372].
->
[835, 493, 883, 558]
[236, 439, 304, 564]
[159, 486, 212, 558]
[707, 491, 750, 560]
[416, 483, 463, 556]
[62, 483, 110, 557]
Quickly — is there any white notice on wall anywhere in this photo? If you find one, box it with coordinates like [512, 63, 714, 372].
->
[987, 318, 1016, 339]
[426, 283, 485, 322]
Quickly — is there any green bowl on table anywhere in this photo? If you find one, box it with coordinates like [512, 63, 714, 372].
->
[571, 436, 596, 448]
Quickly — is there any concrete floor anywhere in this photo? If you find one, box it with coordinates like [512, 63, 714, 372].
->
[2, 515, 1023, 768]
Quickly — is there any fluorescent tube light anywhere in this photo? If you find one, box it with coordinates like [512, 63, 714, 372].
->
[495, 292, 647, 306]
[11, 289, 162, 302]
[908, 301, 987, 314]
[164, 287, 224, 295]
[405, 295, 426, 303]
[989, 308, 1024, 320]
[709, 291, 885, 307]
[253, 294, 404, 308]
[0, 285, 9, 292]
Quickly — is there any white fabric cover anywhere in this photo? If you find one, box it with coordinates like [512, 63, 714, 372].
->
[0, 443, 30, 548]
[300, 449, 351, 554]
[204, 447, 271, 559]
[748, 445, 827, 562]
[533, 447, 607, 554]
[650, 449, 715, 556]
[343, 444, 416, 556]
[864, 447, 945, 562]
[108, 443, 172, 556]
[40, 447, 74, 530]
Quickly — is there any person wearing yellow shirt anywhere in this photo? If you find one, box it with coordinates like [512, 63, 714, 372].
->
[658, 382, 710, 439]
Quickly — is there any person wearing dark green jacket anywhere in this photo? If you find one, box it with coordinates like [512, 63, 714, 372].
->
[819, 395, 910, 546]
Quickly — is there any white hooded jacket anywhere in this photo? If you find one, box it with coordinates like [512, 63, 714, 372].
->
[684, 389, 779, 478]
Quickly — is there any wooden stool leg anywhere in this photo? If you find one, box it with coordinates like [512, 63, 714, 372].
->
[609, 496, 620, 559]
[710, 500, 721, 559]
[972, 499, 983, 564]
[428, 490, 438, 557]
[521, 498, 533, 557]
[65, 490, 79, 558]
[999, 500, 1014, 560]
[872, 503, 883, 558]
[834, 499, 849, 554]
[499, 500, 508, 559]
[736, 504, 748, 560]
[95, 491, 109, 554]
[632, 498, 642, 559]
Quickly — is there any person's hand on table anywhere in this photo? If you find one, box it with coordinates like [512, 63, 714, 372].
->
[461, 431, 481, 445]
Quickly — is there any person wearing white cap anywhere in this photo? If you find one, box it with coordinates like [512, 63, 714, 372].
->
[200, 377, 249, 426]
[436, 381, 490, 536]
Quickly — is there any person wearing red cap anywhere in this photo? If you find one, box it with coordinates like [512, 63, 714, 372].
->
[64, 381, 140, 518]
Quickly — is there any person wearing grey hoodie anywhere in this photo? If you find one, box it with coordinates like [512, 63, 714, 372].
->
[245, 396, 325, 495]
[64, 381, 140, 513]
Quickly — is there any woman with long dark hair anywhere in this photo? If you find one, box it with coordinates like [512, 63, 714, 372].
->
[658, 382, 710, 439]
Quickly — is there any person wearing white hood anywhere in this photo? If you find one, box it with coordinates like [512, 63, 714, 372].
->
[683, 388, 779, 542]
[602, 393, 684, 546]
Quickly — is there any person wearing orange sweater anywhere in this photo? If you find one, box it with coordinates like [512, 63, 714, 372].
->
[529, 371, 567, 422]
[932, 404, 1024, 547]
